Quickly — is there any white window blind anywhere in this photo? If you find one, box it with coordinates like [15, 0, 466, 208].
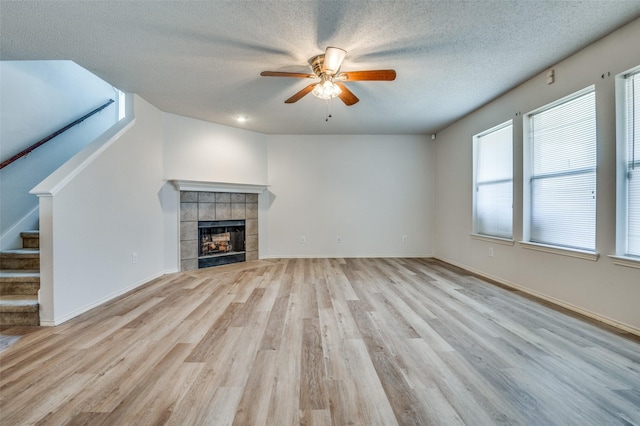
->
[625, 71, 640, 257]
[527, 88, 597, 251]
[474, 122, 513, 238]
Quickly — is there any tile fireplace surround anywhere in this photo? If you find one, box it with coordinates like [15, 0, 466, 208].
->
[179, 190, 259, 271]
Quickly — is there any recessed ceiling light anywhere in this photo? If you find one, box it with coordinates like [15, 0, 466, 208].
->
[236, 115, 248, 122]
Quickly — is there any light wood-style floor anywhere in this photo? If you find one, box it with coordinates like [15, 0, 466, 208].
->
[1, 258, 639, 425]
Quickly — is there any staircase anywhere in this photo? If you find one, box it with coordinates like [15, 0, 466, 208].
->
[0, 231, 40, 327]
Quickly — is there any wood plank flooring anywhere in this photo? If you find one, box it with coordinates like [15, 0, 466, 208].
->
[1, 258, 639, 425]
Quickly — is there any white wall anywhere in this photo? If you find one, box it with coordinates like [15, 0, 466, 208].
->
[33, 95, 166, 325]
[163, 113, 268, 184]
[0, 61, 118, 248]
[434, 18, 640, 333]
[267, 135, 434, 258]
[160, 116, 434, 260]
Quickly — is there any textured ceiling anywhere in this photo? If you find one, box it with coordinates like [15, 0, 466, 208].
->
[2, 1, 640, 135]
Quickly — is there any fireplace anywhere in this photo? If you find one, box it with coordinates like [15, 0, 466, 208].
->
[199, 220, 246, 268]
[175, 181, 265, 272]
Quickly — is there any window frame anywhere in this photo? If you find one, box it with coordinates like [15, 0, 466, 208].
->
[612, 66, 640, 268]
[522, 85, 599, 260]
[472, 120, 514, 241]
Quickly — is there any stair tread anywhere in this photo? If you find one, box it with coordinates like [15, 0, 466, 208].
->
[0, 270, 40, 278]
[0, 271, 40, 287]
[0, 249, 40, 258]
[20, 230, 40, 236]
[0, 295, 38, 301]
[0, 295, 39, 312]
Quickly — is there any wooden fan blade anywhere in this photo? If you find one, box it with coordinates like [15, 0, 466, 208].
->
[334, 81, 359, 106]
[339, 70, 396, 81]
[285, 84, 316, 103]
[261, 71, 315, 79]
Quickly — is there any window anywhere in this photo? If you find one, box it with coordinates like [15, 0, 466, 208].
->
[524, 87, 597, 252]
[473, 121, 513, 239]
[114, 88, 126, 121]
[118, 89, 126, 121]
[618, 69, 640, 258]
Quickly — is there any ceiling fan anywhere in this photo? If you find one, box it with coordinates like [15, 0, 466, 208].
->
[260, 47, 396, 106]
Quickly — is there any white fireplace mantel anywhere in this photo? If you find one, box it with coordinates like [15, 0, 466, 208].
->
[171, 180, 268, 194]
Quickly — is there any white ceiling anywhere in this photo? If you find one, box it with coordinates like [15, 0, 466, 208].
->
[2, 1, 640, 135]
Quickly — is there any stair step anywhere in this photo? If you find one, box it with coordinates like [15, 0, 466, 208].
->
[0, 249, 40, 270]
[20, 230, 40, 237]
[0, 312, 39, 327]
[0, 295, 39, 312]
[0, 270, 40, 295]
[0, 249, 40, 257]
[0, 270, 40, 281]
[20, 231, 40, 249]
[1, 230, 41, 326]
[0, 296, 39, 327]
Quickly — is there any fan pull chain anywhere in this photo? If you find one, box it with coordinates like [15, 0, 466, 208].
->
[325, 98, 334, 122]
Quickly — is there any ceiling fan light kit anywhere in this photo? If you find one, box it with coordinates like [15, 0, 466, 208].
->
[311, 76, 342, 100]
[260, 46, 396, 106]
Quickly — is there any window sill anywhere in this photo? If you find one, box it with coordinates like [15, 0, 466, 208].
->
[519, 241, 599, 261]
[609, 255, 640, 269]
[470, 234, 515, 246]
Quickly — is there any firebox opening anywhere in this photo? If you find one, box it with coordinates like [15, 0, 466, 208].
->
[198, 220, 246, 268]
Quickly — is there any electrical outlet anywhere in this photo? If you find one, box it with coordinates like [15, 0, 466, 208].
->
[132, 252, 138, 264]
[402, 235, 408, 243]
[337, 236, 342, 243]
[489, 247, 494, 257]
[300, 236, 306, 243]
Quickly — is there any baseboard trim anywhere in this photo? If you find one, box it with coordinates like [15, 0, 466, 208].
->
[434, 256, 640, 338]
[260, 254, 433, 259]
[40, 270, 166, 326]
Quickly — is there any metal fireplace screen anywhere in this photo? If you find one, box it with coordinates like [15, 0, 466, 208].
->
[198, 220, 246, 267]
